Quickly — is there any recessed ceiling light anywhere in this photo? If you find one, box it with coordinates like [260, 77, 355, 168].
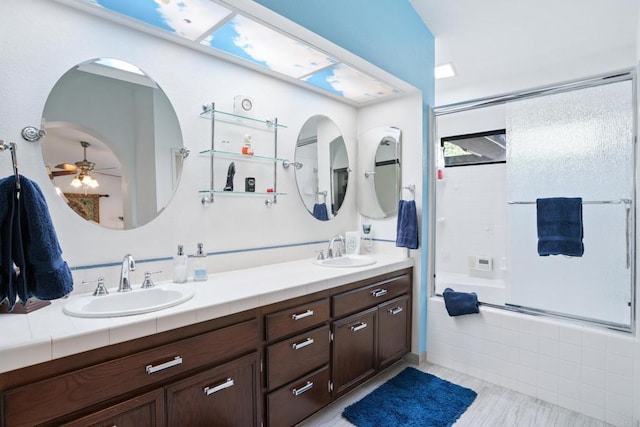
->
[434, 63, 456, 80]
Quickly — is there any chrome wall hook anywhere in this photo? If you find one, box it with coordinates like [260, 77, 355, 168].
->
[21, 126, 46, 142]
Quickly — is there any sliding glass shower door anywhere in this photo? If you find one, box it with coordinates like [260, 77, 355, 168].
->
[506, 80, 634, 327]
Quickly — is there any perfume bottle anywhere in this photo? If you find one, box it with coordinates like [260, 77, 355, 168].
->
[173, 245, 188, 283]
[193, 243, 208, 282]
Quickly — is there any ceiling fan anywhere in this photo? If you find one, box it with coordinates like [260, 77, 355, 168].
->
[49, 141, 119, 179]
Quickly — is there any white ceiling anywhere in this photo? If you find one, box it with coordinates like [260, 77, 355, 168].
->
[410, 0, 639, 105]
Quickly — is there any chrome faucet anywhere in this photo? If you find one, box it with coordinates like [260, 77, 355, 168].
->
[327, 235, 345, 258]
[118, 254, 135, 292]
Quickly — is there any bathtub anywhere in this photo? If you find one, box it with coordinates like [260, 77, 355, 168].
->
[434, 272, 506, 306]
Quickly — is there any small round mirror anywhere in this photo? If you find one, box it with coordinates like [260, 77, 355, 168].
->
[294, 115, 349, 220]
[41, 58, 184, 230]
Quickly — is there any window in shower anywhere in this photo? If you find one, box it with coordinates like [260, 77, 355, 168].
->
[442, 129, 506, 167]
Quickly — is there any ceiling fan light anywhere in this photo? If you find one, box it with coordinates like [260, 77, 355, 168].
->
[81, 174, 92, 185]
[88, 177, 99, 188]
[70, 177, 82, 188]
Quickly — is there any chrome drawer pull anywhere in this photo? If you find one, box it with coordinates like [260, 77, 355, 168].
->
[389, 307, 403, 315]
[292, 337, 314, 350]
[292, 309, 314, 320]
[371, 289, 388, 298]
[292, 381, 314, 396]
[204, 378, 234, 395]
[350, 322, 367, 332]
[146, 356, 182, 374]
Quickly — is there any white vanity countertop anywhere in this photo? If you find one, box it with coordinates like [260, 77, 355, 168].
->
[0, 255, 413, 374]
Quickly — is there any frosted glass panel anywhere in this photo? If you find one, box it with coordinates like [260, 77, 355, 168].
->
[506, 80, 633, 326]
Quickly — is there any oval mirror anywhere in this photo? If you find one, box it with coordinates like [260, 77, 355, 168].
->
[294, 115, 349, 221]
[41, 58, 184, 230]
[358, 126, 402, 218]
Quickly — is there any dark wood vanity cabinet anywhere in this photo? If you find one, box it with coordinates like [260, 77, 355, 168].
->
[264, 299, 332, 427]
[0, 267, 412, 427]
[0, 314, 260, 427]
[331, 273, 412, 397]
[263, 268, 413, 426]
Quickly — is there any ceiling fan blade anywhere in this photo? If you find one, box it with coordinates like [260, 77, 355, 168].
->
[51, 170, 77, 177]
[95, 171, 121, 178]
[55, 163, 78, 172]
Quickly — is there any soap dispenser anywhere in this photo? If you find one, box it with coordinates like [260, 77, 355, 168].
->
[173, 245, 188, 283]
[193, 243, 208, 282]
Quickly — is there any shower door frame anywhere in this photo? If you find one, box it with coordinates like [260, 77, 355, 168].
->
[429, 69, 637, 332]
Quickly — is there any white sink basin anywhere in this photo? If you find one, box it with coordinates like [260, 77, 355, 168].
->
[63, 284, 194, 318]
[313, 255, 376, 268]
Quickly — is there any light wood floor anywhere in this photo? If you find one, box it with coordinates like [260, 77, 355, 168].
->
[298, 360, 613, 427]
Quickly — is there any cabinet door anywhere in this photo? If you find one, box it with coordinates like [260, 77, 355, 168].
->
[331, 308, 377, 395]
[378, 295, 410, 368]
[166, 352, 260, 427]
[61, 389, 165, 427]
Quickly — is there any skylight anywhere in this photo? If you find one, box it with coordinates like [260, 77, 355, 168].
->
[68, 0, 404, 104]
[202, 14, 337, 78]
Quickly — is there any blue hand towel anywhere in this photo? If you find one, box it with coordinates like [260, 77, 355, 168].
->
[0, 175, 73, 309]
[312, 203, 329, 221]
[396, 200, 419, 249]
[443, 288, 479, 316]
[536, 197, 584, 257]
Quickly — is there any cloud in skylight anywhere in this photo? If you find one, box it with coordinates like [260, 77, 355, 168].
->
[209, 15, 336, 78]
[326, 64, 399, 102]
[153, 0, 231, 40]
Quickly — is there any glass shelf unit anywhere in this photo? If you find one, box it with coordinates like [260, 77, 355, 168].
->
[200, 102, 284, 206]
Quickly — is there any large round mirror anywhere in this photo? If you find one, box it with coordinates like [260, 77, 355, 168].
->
[41, 58, 184, 230]
[358, 126, 402, 218]
[294, 115, 349, 220]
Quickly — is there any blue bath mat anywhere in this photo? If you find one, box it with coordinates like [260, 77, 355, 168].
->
[342, 367, 477, 427]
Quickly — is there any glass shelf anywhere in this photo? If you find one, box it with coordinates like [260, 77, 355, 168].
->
[198, 149, 287, 163]
[200, 106, 287, 129]
[199, 190, 287, 196]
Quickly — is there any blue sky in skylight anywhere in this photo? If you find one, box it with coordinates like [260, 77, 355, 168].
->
[202, 15, 336, 79]
[87, 0, 231, 40]
[304, 63, 400, 103]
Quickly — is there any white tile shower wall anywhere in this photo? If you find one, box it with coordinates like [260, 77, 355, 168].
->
[435, 163, 507, 287]
[427, 298, 638, 426]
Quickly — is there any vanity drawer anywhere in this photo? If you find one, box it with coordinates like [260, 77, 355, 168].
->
[2, 318, 259, 427]
[266, 325, 330, 391]
[332, 273, 410, 318]
[265, 298, 330, 341]
[267, 365, 331, 427]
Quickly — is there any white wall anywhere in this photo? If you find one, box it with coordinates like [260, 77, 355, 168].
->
[0, 0, 420, 290]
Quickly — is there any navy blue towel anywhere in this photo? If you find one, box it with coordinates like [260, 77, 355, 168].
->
[312, 203, 329, 221]
[443, 288, 479, 316]
[536, 197, 584, 257]
[396, 200, 419, 249]
[0, 175, 73, 310]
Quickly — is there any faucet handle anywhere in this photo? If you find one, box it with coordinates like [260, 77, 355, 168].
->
[316, 250, 325, 260]
[83, 277, 108, 296]
[141, 271, 162, 289]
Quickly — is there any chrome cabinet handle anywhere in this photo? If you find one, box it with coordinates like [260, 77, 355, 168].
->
[292, 381, 314, 396]
[146, 356, 182, 374]
[204, 378, 234, 395]
[371, 289, 387, 298]
[350, 322, 367, 332]
[292, 337, 314, 350]
[292, 309, 314, 320]
[389, 307, 403, 315]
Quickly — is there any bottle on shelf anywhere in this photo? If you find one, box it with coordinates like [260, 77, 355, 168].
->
[173, 245, 188, 283]
[241, 134, 254, 155]
[193, 243, 208, 281]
